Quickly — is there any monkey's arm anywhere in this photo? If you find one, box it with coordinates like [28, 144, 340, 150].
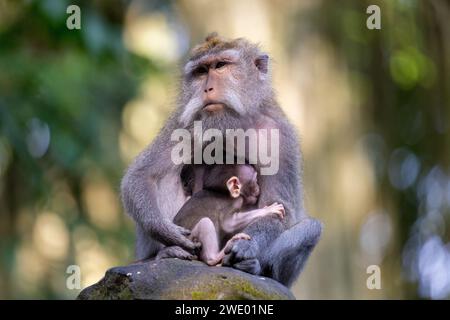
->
[121, 115, 198, 255]
[221, 203, 285, 235]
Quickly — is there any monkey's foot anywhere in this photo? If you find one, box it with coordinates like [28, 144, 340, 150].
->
[155, 246, 197, 261]
[223, 233, 251, 253]
[230, 233, 251, 241]
[222, 239, 262, 275]
[209, 233, 251, 267]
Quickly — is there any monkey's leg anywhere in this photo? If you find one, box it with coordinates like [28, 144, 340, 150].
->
[260, 217, 322, 287]
[223, 215, 321, 285]
[216, 233, 251, 266]
[190, 218, 223, 266]
[222, 216, 280, 276]
[223, 233, 251, 250]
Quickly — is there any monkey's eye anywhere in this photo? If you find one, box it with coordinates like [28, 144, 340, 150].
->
[215, 61, 228, 69]
[193, 66, 208, 76]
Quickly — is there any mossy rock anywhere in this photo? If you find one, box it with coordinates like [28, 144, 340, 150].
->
[77, 258, 295, 300]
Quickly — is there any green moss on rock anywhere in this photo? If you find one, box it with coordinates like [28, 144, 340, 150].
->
[77, 258, 295, 300]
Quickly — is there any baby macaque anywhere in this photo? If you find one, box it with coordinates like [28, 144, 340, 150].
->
[174, 164, 285, 266]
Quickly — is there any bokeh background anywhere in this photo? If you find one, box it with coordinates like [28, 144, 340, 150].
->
[0, 0, 449, 299]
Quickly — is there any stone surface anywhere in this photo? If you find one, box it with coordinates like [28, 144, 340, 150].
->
[77, 258, 295, 300]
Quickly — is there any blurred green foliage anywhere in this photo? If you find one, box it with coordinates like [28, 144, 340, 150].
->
[0, 0, 155, 298]
[305, 0, 450, 299]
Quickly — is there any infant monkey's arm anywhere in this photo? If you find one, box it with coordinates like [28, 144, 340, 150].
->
[221, 202, 285, 235]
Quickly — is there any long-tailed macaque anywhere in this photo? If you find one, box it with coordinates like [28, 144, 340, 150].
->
[171, 164, 284, 266]
[121, 33, 322, 287]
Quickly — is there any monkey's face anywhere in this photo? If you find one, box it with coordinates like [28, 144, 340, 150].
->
[180, 50, 243, 130]
[179, 40, 271, 132]
[238, 165, 260, 205]
[242, 181, 260, 205]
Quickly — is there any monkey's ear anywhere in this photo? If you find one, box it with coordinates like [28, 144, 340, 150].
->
[226, 176, 241, 198]
[255, 54, 269, 74]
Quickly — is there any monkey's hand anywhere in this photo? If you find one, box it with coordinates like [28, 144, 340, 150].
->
[222, 238, 261, 275]
[155, 246, 197, 261]
[263, 202, 285, 219]
[155, 222, 200, 254]
[223, 233, 251, 253]
[175, 225, 192, 237]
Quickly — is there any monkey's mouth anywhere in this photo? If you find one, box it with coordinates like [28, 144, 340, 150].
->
[203, 102, 225, 112]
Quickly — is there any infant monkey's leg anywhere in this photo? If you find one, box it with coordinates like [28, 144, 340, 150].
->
[190, 217, 223, 266]
[215, 233, 251, 266]
[191, 220, 252, 266]
[206, 233, 251, 267]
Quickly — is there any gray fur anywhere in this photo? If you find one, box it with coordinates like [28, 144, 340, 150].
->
[120, 35, 322, 287]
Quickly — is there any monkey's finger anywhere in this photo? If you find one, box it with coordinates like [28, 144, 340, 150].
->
[176, 225, 191, 236]
[273, 205, 285, 215]
[194, 241, 202, 249]
[268, 202, 278, 207]
[155, 246, 196, 260]
[272, 211, 283, 219]
[186, 253, 197, 260]
[268, 207, 282, 215]
[223, 243, 234, 255]
[270, 203, 281, 209]
[231, 233, 251, 241]
[178, 251, 197, 260]
[181, 239, 200, 252]
[238, 233, 251, 240]
[222, 241, 235, 254]
[167, 232, 199, 253]
[171, 227, 200, 250]
[275, 210, 285, 219]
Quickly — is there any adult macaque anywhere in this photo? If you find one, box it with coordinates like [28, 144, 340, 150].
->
[121, 33, 322, 287]
[172, 164, 284, 266]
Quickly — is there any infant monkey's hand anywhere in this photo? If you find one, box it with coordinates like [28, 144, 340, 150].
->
[264, 202, 285, 219]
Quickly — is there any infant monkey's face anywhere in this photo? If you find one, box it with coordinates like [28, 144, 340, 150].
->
[235, 165, 260, 205]
[242, 180, 259, 205]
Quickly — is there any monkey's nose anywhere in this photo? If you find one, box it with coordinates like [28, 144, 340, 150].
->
[204, 87, 214, 93]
